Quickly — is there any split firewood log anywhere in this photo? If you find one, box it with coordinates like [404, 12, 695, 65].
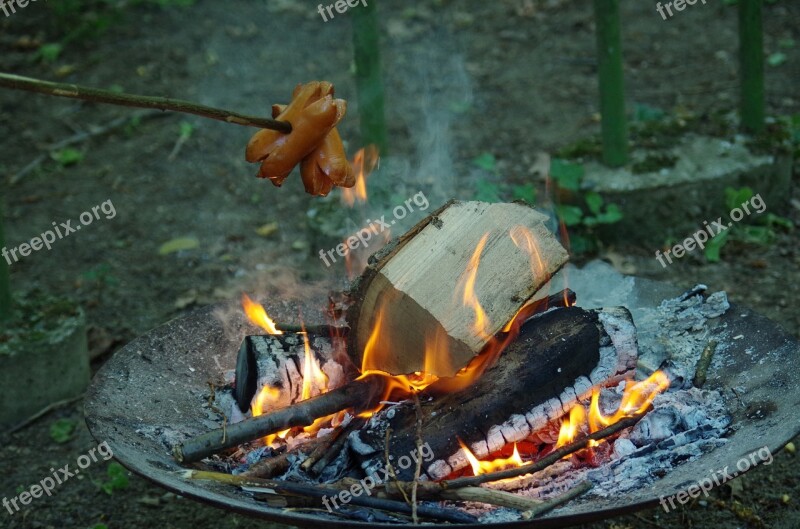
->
[345, 200, 569, 376]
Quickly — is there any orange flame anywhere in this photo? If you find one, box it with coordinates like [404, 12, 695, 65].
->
[555, 370, 671, 448]
[556, 404, 586, 447]
[301, 331, 329, 401]
[589, 370, 670, 433]
[509, 225, 546, 283]
[341, 145, 379, 207]
[457, 233, 491, 340]
[250, 385, 290, 446]
[459, 440, 524, 476]
[242, 294, 282, 335]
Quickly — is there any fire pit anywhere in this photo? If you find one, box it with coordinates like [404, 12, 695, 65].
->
[85, 260, 800, 528]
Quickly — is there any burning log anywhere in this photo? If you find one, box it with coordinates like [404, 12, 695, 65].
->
[349, 306, 639, 481]
[232, 332, 342, 413]
[346, 200, 569, 376]
[174, 374, 387, 463]
[177, 289, 578, 464]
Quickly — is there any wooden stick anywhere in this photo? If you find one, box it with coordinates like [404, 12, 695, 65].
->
[0, 73, 292, 132]
[274, 323, 348, 335]
[244, 435, 330, 479]
[693, 340, 718, 388]
[173, 375, 386, 463]
[521, 480, 593, 519]
[181, 470, 477, 524]
[306, 418, 365, 475]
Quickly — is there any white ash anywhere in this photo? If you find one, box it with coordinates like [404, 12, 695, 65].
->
[635, 287, 730, 377]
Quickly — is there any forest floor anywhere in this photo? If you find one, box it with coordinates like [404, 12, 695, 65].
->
[1, 1, 798, 528]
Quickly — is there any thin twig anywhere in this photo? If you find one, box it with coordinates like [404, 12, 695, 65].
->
[308, 417, 365, 475]
[693, 340, 718, 388]
[520, 480, 593, 519]
[411, 393, 423, 524]
[181, 470, 477, 524]
[9, 111, 166, 185]
[0, 72, 292, 132]
[9, 393, 85, 434]
[384, 427, 411, 505]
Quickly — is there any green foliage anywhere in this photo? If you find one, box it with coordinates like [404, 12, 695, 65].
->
[35, 43, 64, 64]
[511, 183, 537, 205]
[98, 462, 130, 495]
[89, 525, 109, 529]
[633, 103, 666, 123]
[52, 148, 84, 167]
[549, 159, 583, 191]
[472, 152, 498, 174]
[50, 418, 78, 443]
[474, 180, 503, 203]
[704, 186, 793, 262]
[767, 52, 787, 67]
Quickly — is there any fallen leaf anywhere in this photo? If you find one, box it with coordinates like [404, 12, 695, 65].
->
[158, 237, 199, 255]
[256, 222, 279, 237]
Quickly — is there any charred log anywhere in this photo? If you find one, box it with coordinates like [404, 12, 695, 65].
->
[349, 306, 638, 480]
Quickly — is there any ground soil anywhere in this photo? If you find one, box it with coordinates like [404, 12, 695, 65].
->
[1, 1, 798, 528]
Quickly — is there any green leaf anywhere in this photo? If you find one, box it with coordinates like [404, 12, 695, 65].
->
[555, 205, 583, 227]
[511, 183, 537, 204]
[593, 203, 624, 224]
[724, 186, 754, 211]
[550, 159, 584, 191]
[704, 230, 730, 262]
[100, 462, 129, 495]
[37, 43, 63, 64]
[52, 148, 84, 167]
[50, 418, 77, 444]
[633, 103, 666, 123]
[472, 152, 497, 173]
[566, 234, 595, 255]
[584, 192, 604, 215]
[158, 237, 199, 255]
[762, 213, 794, 230]
[767, 52, 787, 67]
[178, 121, 194, 140]
[739, 225, 773, 244]
[474, 179, 502, 203]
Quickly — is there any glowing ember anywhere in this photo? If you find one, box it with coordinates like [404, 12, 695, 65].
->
[241, 294, 282, 335]
[341, 145, 378, 207]
[459, 440, 524, 476]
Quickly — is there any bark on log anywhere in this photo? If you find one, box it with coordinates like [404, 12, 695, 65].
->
[234, 333, 343, 413]
[348, 306, 638, 480]
[346, 200, 569, 376]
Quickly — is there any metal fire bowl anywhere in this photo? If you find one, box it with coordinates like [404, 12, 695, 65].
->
[85, 279, 800, 528]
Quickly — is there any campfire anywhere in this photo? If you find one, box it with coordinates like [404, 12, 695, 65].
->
[130, 199, 741, 524]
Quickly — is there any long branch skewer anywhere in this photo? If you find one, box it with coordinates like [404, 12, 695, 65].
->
[0, 73, 292, 132]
